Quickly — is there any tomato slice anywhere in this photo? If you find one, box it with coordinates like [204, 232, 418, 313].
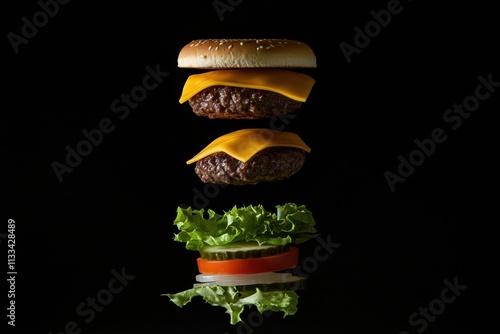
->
[197, 246, 299, 274]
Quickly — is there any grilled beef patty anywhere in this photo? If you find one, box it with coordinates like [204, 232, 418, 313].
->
[188, 86, 303, 119]
[194, 148, 306, 185]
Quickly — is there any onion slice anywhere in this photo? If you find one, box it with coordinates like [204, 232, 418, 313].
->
[195, 272, 296, 286]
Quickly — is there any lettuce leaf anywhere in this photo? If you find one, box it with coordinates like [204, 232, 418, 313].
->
[172, 203, 319, 251]
[163, 285, 299, 325]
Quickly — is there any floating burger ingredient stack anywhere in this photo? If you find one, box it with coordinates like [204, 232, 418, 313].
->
[164, 39, 319, 324]
[178, 38, 317, 185]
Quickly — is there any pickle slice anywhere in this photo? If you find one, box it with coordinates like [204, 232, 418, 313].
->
[199, 242, 290, 260]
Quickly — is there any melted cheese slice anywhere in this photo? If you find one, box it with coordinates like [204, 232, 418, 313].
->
[179, 69, 315, 104]
[186, 128, 311, 164]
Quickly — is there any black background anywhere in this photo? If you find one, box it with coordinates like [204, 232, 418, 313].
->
[3, 0, 498, 333]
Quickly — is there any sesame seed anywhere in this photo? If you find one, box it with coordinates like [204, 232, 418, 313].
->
[228, 45, 233, 49]
[240, 42, 245, 45]
[208, 45, 212, 50]
[215, 46, 219, 51]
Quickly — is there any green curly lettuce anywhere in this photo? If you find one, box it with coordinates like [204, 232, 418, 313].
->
[163, 285, 298, 325]
[172, 203, 319, 251]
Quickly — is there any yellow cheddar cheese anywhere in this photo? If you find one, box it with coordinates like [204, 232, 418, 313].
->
[179, 69, 315, 104]
[186, 128, 311, 164]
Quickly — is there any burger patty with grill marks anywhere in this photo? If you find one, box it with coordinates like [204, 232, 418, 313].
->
[188, 86, 303, 119]
[194, 148, 306, 185]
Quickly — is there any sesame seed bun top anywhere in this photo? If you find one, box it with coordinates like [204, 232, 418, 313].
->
[177, 39, 317, 69]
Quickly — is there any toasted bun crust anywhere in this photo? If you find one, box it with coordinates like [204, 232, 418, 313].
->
[178, 39, 316, 69]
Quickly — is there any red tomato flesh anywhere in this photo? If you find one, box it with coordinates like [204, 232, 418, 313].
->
[196, 246, 299, 274]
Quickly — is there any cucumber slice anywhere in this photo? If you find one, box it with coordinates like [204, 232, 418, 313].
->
[194, 275, 307, 292]
[199, 242, 290, 260]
